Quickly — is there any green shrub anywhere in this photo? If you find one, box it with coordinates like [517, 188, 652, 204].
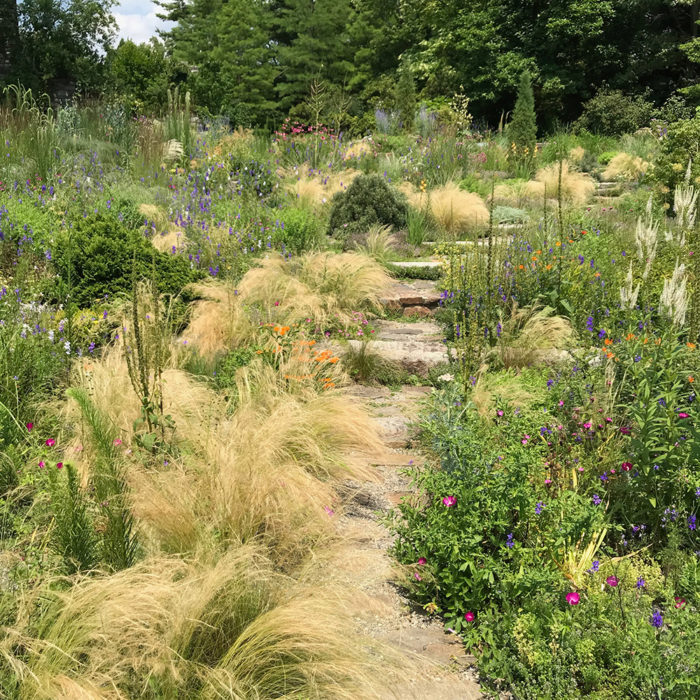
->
[52, 214, 197, 307]
[575, 89, 655, 136]
[327, 174, 407, 242]
[274, 207, 322, 253]
[650, 114, 700, 200]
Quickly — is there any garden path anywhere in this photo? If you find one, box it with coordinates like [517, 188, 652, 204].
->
[327, 296, 485, 699]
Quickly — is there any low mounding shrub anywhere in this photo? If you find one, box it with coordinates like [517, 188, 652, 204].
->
[575, 89, 655, 136]
[273, 206, 323, 253]
[52, 214, 198, 307]
[328, 174, 407, 242]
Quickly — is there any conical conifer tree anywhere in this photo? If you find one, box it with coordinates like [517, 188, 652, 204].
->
[508, 70, 537, 172]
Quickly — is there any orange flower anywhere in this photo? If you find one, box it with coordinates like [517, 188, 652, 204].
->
[604, 338, 613, 346]
[536, 250, 542, 255]
[594, 272, 601, 277]
[581, 230, 587, 235]
[519, 264, 524, 270]
[532, 256, 538, 261]
[689, 376, 695, 383]
[606, 352, 614, 359]
[626, 333, 635, 341]
[546, 264, 552, 270]
[329, 357, 339, 364]
[688, 342, 696, 350]
[555, 241, 562, 247]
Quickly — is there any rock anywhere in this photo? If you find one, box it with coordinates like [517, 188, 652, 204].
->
[392, 261, 442, 270]
[403, 305, 433, 318]
[380, 281, 443, 309]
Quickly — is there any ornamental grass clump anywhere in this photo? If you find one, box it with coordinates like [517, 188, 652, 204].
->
[524, 160, 595, 206]
[602, 152, 649, 182]
[403, 182, 489, 235]
[3, 549, 379, 699]
[236, 251, 392, 328]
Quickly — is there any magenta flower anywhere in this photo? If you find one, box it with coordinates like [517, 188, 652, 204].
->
[621, 462, 632, 471]
[38, 460, 45, 469]
[56, 462, 63, 470]
[323, 505, 335, 517]
[566, 591, 580, 605]
[544, 478, 552, 486]
[26, 422, 33, 432]
[442, 495, 457, 507]
[678, 412, 689, 419]
[464, 611, 475, 622]
[45, 438, 56, 447]
[496, 410, 504, 417]
[414, 572, 422, 581]
[606, 576, 618, 587]
[674, 596, 686, 609]
[418, 557, 427, 566]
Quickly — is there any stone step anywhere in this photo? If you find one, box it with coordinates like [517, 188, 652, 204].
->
[380, 281, 443, 309]
[349, 320, 448, 376]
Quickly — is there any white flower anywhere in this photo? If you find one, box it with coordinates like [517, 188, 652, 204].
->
[438, 373, 454, 382]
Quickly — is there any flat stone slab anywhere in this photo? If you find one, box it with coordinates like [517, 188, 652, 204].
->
[349, 320, 448, 376]
[380, 281, 442, 309]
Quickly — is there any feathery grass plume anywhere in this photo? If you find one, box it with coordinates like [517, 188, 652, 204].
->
[162, 138, 183, 164]
[288, 168, 360, 208]
[403, 182, 489, 234]
[342, 340, 404, 385]
[635, 198, 659, 280]
[619, 264, 641, 310]
[180, 282, 254, 358]
[138, 203, 169, 230]
[149, 229, 184, 254]
[356, 224, 397, 264]
[674, 161, 698, 230]
[524, 161, 595, 206]
[660, 260, 688, 327]
[343, 139, 373, 160]
[497, 305, 574, 369]
[568, 146, 585, 163]
[5, 548, 379, 698]
[471, 371, 535, 417]
[237, 252, 392, 328]
[602, 152, 649, 181]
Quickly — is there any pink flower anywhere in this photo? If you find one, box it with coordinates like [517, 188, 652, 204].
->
[38, 461, 45, 469]
[674, 597, 686, 609]
[544, 479, 552, 486]
[56, 462, 63, 469]
[323, 506, 335, 517]
[113, 438, 122, 446]
[414, 572, 422, 581]
[566, 591, 580, 605]
[464, 611, 475, 622]
[606, 576, 618, 587]
[496, 410, 504, 417]
[583, 422, 592, 430]
[558, 400, 564, 406]
[26, 422, 33, 432]
[418, 557, 427, 566]
[442, 496, 457, 507]
[678, 412, 689, 419]
[45, 438, 56, 447]
[74, 444, 83, 452]
[621, 462, 632, 471]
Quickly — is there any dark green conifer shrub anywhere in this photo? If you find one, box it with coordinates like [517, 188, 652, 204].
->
[327, 174, 407, 242]
[52, 214, 198, 307]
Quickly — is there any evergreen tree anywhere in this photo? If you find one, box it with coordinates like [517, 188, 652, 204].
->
[213, 0, 278, 127]
[508, 70, 537, 171]
[394, 65, 416, 131]
[274, 0, 355, 114]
